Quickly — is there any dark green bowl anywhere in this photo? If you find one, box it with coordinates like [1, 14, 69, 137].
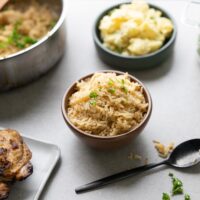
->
[93, 2, 177, 70]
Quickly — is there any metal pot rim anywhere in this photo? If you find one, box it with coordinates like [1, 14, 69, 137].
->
[0, 0, 66, 61]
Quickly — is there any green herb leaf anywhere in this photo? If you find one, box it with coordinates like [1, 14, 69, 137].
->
[7, 21, 37, 49]
[49, 20, 56, 29]
[108, 78, 114, 86]
[121, 86, 128, 94]
[7, 22, 23, 47]
[173, 186, 183, 195]
[8, 29, 21, 44]
[23, 37, 37, 45]
[0, 42, 7, 49]
[169, 174, 184, 195]
[121, 79, 125, 85]
[89, 100, 96, 106]
[89, 91, 98, 99]
[185, 194, 191, 200]
[108, 88, 115, 94]
[162, 193, 170, 200]
[16, 42, 25, 49]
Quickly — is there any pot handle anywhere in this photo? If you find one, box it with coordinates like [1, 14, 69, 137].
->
[182, 0, 200, 27]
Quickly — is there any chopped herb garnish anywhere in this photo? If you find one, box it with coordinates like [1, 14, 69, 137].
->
[23, 37, 37, 45]
[108, 78, 114, 86]
[89, 100, 96, 106]
[89, 90, 99, 105]
[89, 91, 98, 99]
[121, 86, 128, 93]
[117, 79, 128, 93]
[169, 173, 183, 195]
[16, 42, 25, 49]
[161, 173, 191, 200]
[162, 193, 170, 200]
[185, 194, 191, 200]
[15, 20, 22, 29]
[8, 24, 22, 45]
[108, 88, 115, 94]
[0, 42, 7, 49]
[49, 20, 56, 29]
[7, 21, 37, 49]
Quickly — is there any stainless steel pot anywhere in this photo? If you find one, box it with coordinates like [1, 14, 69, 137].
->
[0, 0, 66, 91]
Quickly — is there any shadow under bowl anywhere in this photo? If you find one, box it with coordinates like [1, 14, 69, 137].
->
[93, 2, 177, 70]
[62, 70, 152, 150]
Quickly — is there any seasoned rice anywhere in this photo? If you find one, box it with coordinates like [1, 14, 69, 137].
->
[67, 72, 148, 136]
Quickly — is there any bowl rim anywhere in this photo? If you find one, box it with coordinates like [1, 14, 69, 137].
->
[93, 1, 177, 59]
[0, 0, 67, 61]
[61, 70, 152, 140]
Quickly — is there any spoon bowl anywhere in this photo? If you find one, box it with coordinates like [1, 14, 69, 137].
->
[169, 139, 200, 168]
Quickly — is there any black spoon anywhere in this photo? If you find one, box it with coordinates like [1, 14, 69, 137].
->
[75, 139, 200, 194]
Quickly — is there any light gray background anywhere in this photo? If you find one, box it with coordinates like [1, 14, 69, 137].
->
[0, 0, 200, 199]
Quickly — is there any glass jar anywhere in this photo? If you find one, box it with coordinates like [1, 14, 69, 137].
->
[182, 0, 200, 59]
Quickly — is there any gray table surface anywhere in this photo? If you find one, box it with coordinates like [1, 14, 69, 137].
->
[1, 0, 200, 199]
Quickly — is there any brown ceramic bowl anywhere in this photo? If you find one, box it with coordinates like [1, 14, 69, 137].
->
[62, 70, 152, 150]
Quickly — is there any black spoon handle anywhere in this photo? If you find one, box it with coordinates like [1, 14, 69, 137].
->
[75, 160, 168, 194]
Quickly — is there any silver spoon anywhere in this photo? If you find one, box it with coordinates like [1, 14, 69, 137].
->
[76, 139, 200, 194]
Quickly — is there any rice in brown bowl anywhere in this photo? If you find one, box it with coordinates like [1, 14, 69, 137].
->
[67, 72, 148, 136]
